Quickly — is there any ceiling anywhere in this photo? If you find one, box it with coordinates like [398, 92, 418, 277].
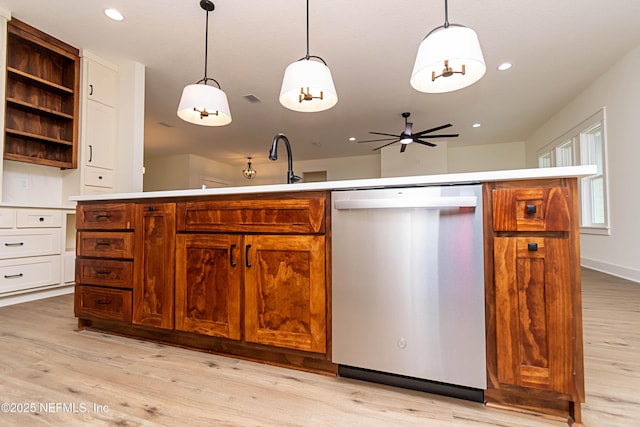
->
[2, 0, 640, 169]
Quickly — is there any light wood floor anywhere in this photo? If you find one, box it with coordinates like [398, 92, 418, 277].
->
[0, 268, 638, 426]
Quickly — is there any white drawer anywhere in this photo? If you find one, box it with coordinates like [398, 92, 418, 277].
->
[0, 229, 62, 259]
[85, 168, 114, 188]
[16, 209, 63, 228]
[0, 255, 61, 294]
[0, 208, 15, 228]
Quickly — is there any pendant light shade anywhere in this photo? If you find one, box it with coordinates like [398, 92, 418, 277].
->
[279, 0, 337, 112]
[410, 1, 486, 93]
[177, 0, 232, 126]
[177, 83, 231, 126]
[280, 59, 338, 112]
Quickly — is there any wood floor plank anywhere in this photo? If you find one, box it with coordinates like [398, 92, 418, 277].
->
[0, 267, 638, 426]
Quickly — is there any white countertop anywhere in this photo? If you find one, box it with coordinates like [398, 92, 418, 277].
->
[69, 165, 597, 202]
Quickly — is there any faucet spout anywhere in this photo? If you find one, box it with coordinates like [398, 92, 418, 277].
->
[269, 133, 301, 184]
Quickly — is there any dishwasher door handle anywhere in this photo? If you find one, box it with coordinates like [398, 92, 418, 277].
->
[334, 196, 477, 210]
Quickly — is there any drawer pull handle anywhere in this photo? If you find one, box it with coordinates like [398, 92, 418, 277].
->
[39, 217, 45, 222]
[95, 270, 112, 275]
[95, 242, 111, 248]
[4, 242, 24, 247]
[4, 273, 23, 279]
[245, 244, 252, 268]
[94, 299, 111, 305]
[93, 214, 110, 220]
[528, 242, 539, 252]
[230, 244, 237, 267]
[146, 206, 155, 212]
[526, 204, 537, 214]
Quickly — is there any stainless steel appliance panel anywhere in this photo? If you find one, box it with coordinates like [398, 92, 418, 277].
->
[331, 185, 486, 389]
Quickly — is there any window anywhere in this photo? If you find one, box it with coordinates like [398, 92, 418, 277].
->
[537, 108, 610, 235]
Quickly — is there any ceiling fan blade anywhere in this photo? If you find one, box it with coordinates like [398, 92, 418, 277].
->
[372, 140, 400, 151]
[414, 139, 437, 147]
[400, 144, 408, 153]
[419, 133, 459, 138]
[369, 131, 400, 138]
[414, 124, 452, 135]
[357, 137, 398, 143]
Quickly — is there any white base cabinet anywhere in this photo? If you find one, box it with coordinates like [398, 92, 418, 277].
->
[0, 206, 75, 306]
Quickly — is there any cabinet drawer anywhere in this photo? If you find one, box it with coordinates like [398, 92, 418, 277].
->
[74, 285, 132, 322]
[85, 167, 114, 188]
[0, 255, 61, 294]
[0, 208, 15, 228]
[493, 187, 571, 231]
[77, 204, 134, 229]
[0, 229, 62, 259]
[76, 258, 133, 288]
[77, 231, 134, 258]
[16, 209, 63, 228]
[177, 196, 326, 233]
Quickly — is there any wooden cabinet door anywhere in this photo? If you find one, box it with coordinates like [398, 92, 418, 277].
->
[244, 235, 326, 353]
[494, 236, 573, 394]
[175, 234, 242, 339]
[133, 203, 176, 329]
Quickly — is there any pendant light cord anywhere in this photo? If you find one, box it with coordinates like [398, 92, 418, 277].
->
[444, 0, 449, 28]
[305, 0, 310, 60]
[204, 8, 210, 80]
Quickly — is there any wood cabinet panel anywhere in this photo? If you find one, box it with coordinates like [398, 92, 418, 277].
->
[494, 236, 572, 393]
[178, 197, 326, 234]
[133, 204, 176, 329]
[75, 258, 133, 289]
[74, 285, 132, 322]
[244, 235, 326, 353]
[175, 234, 242, 339]
[493, 187, 570, 231]
[77, 231, 133, 258]
[77, 203, 134, 229]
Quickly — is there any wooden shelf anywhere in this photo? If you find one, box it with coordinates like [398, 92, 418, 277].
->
[3, 19, 79, 169]
[7, 97, 75, 120]
[5, 128, 74, 146]
[7, 67, 75, 94]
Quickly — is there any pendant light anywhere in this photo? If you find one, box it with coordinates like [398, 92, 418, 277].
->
[242, 157, 256, 179]
[410, 0, 486, 93]
[177, 0, 231, 126]
[279, 0, 337, 112]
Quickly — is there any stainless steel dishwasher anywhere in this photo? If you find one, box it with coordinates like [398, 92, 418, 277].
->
[331, 184, 486, 401]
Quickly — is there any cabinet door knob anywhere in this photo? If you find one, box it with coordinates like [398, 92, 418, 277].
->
[88, 144, 93, 162]
[230, 244, 237, 267]
[526, 204, 537, 214]
[89, 84, 94, 96]
[528, 242, 539, 252]
[245, 244, 252, 268]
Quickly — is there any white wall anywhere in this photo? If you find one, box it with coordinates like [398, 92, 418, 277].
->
[448, 141, 526, 173]
[381, 142, 448, 177]
[526, 44, 640, 282]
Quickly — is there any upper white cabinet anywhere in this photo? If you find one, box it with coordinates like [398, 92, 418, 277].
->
[84, 100, 116, 170]
[86, 59, 117, 107]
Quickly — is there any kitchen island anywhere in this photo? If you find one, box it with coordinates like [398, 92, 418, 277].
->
[70, 165, 595, 424]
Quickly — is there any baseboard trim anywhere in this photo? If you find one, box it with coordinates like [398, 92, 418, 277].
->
[0, 284, 74, 307]
[581, 258, 640, 284]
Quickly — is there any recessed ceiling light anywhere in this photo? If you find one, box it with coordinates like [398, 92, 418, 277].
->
[497, 62, 512, 71]
[348, 137, 356, 142]
[472, 123, 481, 128]
[104, 8, 124, 21]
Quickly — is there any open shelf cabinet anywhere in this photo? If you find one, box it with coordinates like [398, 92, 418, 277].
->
[4, 18, 79, 169]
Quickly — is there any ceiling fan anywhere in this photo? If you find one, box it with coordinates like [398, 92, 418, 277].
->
[358, 112, 459, 152]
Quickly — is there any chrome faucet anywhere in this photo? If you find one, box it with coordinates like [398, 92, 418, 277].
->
[269, 133, 302, 184]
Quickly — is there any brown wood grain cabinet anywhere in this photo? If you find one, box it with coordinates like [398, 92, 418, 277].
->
[484, 179, 585, 423]
[132, 203, 176, 329]
[4, 19, 79, 168]
[75, 192, 332, 373]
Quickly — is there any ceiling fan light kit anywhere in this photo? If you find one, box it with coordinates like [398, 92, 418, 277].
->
[279, 0, 338, 112]
[410, 0, 486, 93]
[177, 0, 232, 126]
